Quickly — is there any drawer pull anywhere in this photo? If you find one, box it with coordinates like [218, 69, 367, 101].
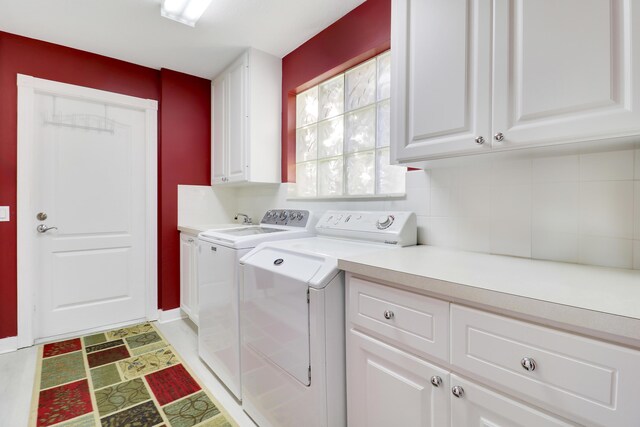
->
[521, 357, 537, 372]
[451, 385, 464, 398]
[383, 310, 394, 320]
[430, 376, 442, 387]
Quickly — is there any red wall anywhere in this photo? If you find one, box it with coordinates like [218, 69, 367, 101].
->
[0, 32, 210, 339]
[281, 0, 391, 182]
[158, 69, 211, 310]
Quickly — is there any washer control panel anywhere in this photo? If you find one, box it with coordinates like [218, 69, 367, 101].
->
[260, 209, 310, 227]
[315, 211, 417, 246]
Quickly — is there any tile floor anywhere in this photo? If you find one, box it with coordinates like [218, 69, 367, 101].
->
[0, 318, 256, 427]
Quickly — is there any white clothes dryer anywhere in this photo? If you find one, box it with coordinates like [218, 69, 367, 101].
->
[239, 211, 417, 427]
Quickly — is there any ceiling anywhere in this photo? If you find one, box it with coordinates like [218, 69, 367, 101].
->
[0, 0, 366, 79]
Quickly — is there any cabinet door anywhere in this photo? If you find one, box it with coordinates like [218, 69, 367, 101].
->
[450, 375, 573, 427]
[180, 233, 195, 318]
[347, 329, 450, 427]
[492, 0, 640, 148]
[227, 54, 248, 183]
[391, 0, 491, 162]
[188, 239, 199, 325]
[211, 75, 227, 184]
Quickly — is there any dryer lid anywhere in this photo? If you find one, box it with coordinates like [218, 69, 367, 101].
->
[241, 247, 325, 283]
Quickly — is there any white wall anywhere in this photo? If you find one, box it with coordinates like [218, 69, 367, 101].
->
[236, 148, 640, 270]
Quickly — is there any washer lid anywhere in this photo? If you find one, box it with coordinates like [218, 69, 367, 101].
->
[241, 247, 324, 283]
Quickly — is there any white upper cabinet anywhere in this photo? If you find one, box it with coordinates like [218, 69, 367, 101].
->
[392, 0, 640, 163]
[211, 48, 281, 185]
[391, 0, 492, 161]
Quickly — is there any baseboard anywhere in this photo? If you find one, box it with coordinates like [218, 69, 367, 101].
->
[158, 308, 187, 324]
[0, 336, 18, 354]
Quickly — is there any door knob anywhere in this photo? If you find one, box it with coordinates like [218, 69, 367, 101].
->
[475, 136, 485, 145]
[494, 132, 504, 142]
[37, 224, 58, 233]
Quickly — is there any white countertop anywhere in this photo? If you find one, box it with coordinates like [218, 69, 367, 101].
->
[338, 245, 640, 347]
[178, 223, 239, 236]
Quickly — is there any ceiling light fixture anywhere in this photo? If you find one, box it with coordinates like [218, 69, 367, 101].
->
[161, 0, 213, 27]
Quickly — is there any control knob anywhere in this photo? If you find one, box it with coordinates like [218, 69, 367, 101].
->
[376, 215, 395, 230]
[280, 211, 290, 220]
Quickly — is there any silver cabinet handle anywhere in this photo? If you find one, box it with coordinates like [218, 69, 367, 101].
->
[430, 376, 442, 387]
[451, 385, 464, 398]
[36, 224, 58, 233]
[521, 357, 537, 372]
[383, 310, 394, 320]
[494, 132, 504, 142]
[187, 238, 194, 243]
[475, 136, 485, 145]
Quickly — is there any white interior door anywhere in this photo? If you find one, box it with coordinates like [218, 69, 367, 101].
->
[20, 80, 156, 343]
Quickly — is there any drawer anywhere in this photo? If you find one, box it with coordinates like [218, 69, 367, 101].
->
[348, 276, 449, 363]
[451, 304, 640, 427]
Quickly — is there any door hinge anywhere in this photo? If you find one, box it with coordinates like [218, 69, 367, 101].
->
[308, 365, 311, 383]
[306, 288, 310, 304]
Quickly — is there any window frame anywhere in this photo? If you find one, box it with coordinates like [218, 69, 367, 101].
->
[291, 50, 406, 200]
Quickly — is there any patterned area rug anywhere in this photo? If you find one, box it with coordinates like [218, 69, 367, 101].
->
[29, 322, 237, 427]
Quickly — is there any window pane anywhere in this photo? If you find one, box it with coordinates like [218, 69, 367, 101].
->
[296, 87, 318, 128]
[346, 151, 375, 195]
[296, 161, 317, 197]
[318, 157, 344, 196]
[345, 59, 376, 111]
[377, 52, 391, 101]
[377, 148, 406, 194]
[377, 100, 390, 147]
[318, 116, 343, 159]
[319, 75, 344, 120]
[345, 106, 376, 153]
[296, 125, 317, 162]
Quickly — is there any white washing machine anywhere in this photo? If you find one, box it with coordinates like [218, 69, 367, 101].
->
[197, 209, 315, 401]
[239, 210, 417, 427]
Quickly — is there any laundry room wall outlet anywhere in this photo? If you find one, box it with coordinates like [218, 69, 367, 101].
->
[0, 206, 10, 222]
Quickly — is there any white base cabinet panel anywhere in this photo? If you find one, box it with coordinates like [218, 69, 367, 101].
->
[450, 375, 572, 427]
[179, 232, 198, 325]
[345, 274, 640, 427]
[347, 329, 450, 427]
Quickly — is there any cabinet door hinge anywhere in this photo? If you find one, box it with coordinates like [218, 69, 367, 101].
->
[306, 288, 310, 304]
[308, 365, 311, 383]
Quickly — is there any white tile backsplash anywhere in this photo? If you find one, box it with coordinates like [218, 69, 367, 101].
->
[532, 155, 579, 183]
[178, 185, 237, 226]
[532, 182, 579, 233]
[231, 148, 639, 270]
[457, 217, 491, 253]
[580, 150, 635, 181]
[491, 159, 532, 186]
[490, 218, 532, 258]
[532, 231, 579, 263]
[579, 235, 634, 269]
[579, 181, 634, 239]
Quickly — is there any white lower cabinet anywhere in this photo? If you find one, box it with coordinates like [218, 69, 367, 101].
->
[450, 375, 572, 427]
[347, 329, 450, 427]
[346, 274, 640, 427]
[179, 232, 198, 325]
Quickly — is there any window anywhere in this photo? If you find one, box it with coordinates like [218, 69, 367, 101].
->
[295, 51, 406, 198]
